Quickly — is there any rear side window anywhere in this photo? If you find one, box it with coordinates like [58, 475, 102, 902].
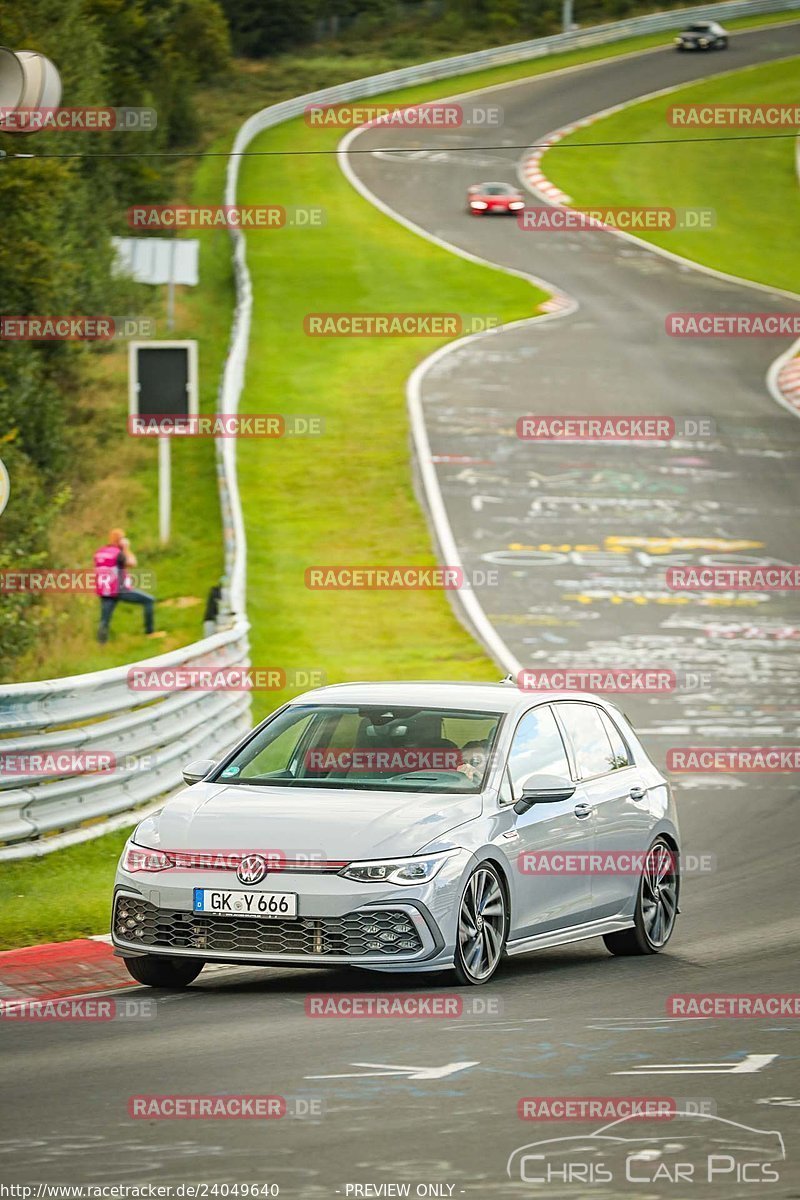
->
[556, 703, 616, 779]
[599, 710, 631, 770]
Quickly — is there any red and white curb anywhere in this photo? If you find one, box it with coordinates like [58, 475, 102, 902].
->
[0, 933, 135, 1006]
[776, 354, 800, 416]
[539, 294, 574, 314]
[520, 130, 572, 206]
[519, 111, 617, 208]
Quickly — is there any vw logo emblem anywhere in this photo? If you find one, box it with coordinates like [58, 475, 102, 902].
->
[237, 854, 268, 885]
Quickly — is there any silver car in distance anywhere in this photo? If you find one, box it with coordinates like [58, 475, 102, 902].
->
[112, 681, 680, 988]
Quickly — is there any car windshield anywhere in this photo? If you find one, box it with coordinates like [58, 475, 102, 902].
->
[215, 704, 504, 793]
[687, 23, 711, 31]
[481, 184, 513, 195]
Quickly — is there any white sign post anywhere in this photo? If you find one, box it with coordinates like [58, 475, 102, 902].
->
[128, 340, 199, 545]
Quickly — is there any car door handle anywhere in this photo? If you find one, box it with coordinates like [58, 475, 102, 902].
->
[573, 802, 592, 819]
[629, 785, 646, 800]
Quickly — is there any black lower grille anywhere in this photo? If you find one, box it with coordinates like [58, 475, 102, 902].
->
[114, 895, 424, 956]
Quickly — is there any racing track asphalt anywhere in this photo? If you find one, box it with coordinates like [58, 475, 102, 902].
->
[2, 24, 800, 1200]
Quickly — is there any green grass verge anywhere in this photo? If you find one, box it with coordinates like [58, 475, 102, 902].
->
[0, 829, 129, 948]
[2, 12, 795, 947]
[543, 55, 800, 294]
[235, 116, 543, 728]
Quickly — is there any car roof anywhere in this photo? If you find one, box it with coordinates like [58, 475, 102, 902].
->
[288, 680, 620, 718]
[472, 181, 516, 190]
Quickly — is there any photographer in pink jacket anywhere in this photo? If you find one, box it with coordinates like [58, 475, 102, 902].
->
[94, 528, 156, 644]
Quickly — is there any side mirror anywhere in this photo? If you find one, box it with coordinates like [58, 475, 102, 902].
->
[513, 774, 576, 815]
[182, 758, 218, 786]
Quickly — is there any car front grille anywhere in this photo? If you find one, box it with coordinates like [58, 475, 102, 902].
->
[113, 895, 424, 957]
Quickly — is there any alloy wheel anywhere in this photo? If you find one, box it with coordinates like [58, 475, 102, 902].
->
[457, 865, 506, 983]
[641, 841, 678, 948]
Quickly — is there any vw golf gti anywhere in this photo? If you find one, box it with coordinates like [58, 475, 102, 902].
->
[112, 681, 680, 987]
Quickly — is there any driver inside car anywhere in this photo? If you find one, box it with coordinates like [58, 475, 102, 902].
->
[457, 739, 490, 782]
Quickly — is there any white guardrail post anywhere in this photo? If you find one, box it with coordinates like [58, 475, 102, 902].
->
[1, 0, 797, 859]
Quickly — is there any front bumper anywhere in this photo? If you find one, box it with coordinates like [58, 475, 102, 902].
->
[470, 203, 518, 213]
[111, 858, 467, 972]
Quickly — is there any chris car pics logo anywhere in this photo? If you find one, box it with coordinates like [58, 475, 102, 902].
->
[507, 1111, 784, 1187]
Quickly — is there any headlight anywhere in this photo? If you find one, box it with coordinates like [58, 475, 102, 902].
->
[699, 38, 708, 45]
[674, 36, 682, 43]
[339, 850, 459, 886]
[121, 840, 174, 872]
[470, 200, 488, 210]
[508, 201, 525, 210]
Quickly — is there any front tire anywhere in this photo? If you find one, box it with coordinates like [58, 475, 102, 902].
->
[123, 954, 204, 988]
[454, 863, 507, 985]
[603, 838, 679, 957]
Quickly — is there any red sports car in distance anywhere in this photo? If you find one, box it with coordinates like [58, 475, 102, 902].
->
[467, 181, 526, 215]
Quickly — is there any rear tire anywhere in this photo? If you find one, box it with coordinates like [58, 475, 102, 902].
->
[123, 954, 204, 988]
[603, 838, 679, 957]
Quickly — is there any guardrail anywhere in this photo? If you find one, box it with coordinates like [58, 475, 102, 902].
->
[1, 0, 796, 861]
[0, 626, 251, 855]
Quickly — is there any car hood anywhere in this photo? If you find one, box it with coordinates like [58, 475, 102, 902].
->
[135, 781, 483, 862]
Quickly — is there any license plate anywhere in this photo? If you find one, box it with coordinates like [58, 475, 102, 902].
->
[193, 888, 297, 918]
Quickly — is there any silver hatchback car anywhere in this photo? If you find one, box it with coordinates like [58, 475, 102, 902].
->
[112, 681, 680, 987]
